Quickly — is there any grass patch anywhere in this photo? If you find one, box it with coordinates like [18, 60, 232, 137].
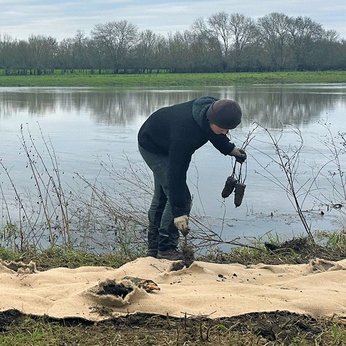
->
[201, 231, 346, 265]
[0, 246, 133, 271]
[1, 230, 345, 270]
[0, 71, 346, 87]
[0, 311, 345, 346]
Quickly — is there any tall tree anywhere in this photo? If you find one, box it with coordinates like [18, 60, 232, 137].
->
[166, 31, 190, 72]
[1, 12, 345, 74]
[192, 17, 223, 70]
[133, 30, 165, 72]
[208, 12, 232, 55]
[0, 34, 16, 73]
[72, 31, 90, 71]
[27, 35, 58, 74]
[91, 20, 138, 72]
[228, 13, 257, 71]
[287, 16, 323, 69]
[257, 13, 291, 70]
[207, 12, 233, 70]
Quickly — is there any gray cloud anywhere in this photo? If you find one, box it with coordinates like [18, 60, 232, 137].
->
[0, 0, 345, 40]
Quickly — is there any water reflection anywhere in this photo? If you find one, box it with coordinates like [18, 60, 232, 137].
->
[0, 85, 345, 250]
[0, 85, 345, 128]
[234, 85, 345, 128]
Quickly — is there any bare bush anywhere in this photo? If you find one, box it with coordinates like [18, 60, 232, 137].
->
[0, 124, 72, 250]
[251, 124, 315, 241]
[1, 123, 345, 255]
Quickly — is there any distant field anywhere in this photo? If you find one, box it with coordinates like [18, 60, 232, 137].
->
[0, 71, 346, 87]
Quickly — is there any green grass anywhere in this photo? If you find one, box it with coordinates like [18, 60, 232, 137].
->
[1, 313, 345, 346]
[1, 230, 345, 270]
[0, 71, 346, 87]
[0, 246, 132, 271]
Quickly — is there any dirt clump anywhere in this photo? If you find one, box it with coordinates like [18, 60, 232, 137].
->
[93, 279, 133, 298]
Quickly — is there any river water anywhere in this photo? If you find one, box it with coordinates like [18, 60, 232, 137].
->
[0, 85, 345, 250]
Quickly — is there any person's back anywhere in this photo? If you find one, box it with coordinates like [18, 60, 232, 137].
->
[138, 99, 206, 156]
[138, 96, 246, 260]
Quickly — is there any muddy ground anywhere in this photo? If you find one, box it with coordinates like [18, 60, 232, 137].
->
[1, 308, 345, 345]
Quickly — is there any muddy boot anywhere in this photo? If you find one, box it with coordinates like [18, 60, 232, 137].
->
[234, 182, 246, 207]
[221, 175, 237, 198]
[146, 248, 158, 257]
[157, 248, 184, 261]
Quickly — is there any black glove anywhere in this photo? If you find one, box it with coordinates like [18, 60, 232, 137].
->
[230, 147, 247, 163]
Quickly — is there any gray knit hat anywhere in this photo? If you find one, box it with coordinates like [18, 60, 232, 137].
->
[206, 99, 242, 129]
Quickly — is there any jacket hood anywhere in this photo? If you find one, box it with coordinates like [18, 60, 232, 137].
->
[192, 96, 218, 128]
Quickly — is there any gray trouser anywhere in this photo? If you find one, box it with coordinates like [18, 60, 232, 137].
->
[138, 145, 191, 251]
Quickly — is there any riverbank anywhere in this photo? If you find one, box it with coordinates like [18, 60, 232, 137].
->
[1, 77, 345, 344]
[1, 233, 345, 345]
[0, 71, 346, 87]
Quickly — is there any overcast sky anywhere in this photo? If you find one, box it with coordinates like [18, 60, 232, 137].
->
[0, 0, 345, 41]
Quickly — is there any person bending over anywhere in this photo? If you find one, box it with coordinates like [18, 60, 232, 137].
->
[138, 96, 246, 260]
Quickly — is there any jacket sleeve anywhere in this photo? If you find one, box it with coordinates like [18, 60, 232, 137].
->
[208, 131, 235, 155]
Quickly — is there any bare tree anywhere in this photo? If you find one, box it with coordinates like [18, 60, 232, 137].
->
[191, 18, 223, 71]
[71, 30, 90, 71]
[27, 35, 58, 74]
[57, 38, 74, 72]
[287, 16, 323, 69]
[208, 12, 232, 55]
[91, 20, 138, 73]
[0, 34, 16, 74]
[252, 124, 315, 241]
[166, 31, 191, 72]
[1, 12, 345, 74]
[257, 13, 291, 70]
[134, 30, 165, 73]
[228, 13, 257, 70]
[207, 12, 232, 70]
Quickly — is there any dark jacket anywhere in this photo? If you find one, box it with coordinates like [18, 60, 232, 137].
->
[138, 96, 236, 217]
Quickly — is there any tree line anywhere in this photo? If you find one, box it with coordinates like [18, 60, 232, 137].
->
[0, 12, 345, 75]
